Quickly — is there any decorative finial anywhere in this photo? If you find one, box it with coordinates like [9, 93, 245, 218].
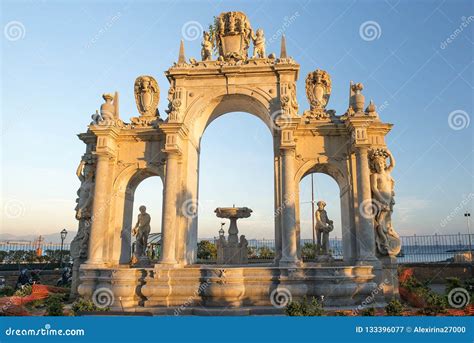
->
[366, 100, 375, 112]
[350, 82, 365, 113]
[178, 40, 186, 64]
[280, 34, 287, 59]
[366, 100, 378, 117]
[114, 91, 120, 118]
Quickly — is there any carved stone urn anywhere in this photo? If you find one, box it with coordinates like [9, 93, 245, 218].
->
[351, 82, 365, 112]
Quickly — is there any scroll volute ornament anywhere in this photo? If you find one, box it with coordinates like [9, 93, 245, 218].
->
[305, 69, 332, 111]
[134, 75, 160, 117]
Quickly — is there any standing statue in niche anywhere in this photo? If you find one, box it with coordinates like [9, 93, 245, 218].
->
[132, 205, 151, 265]
[369, 149, 401, 257]
[315, 201, 334, 256]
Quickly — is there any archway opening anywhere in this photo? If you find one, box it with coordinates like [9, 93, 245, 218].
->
[127, 175, 163, 263]
[197, 112, 274, 263]
[299, 172, 342, 261]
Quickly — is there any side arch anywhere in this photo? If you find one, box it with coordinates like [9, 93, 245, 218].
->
[110, 164, 164, 265]
[294, 159, 356, 262]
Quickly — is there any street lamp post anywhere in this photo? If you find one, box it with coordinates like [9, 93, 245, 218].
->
[219, 222, 225, 238]
[60, 229, 68, 268]
[465, 212, 472, 254]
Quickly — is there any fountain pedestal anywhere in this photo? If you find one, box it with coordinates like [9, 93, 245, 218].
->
[215, 207, 252, 265]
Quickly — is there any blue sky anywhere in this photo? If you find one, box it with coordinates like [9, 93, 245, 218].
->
[1, 0, 472, 242]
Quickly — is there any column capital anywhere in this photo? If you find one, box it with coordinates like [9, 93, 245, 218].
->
[355, 145, 370, 155]
[162, 148, 182, 159]
[280, 145, 296, 154]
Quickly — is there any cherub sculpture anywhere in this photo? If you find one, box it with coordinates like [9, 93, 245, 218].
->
[201, 31, 213, 61]
[252, 28, 266, 58]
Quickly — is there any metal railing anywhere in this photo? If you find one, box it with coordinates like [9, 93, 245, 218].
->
[199, 233, 474, 263]
[1, 233, 472, 264]
[0, 242, 70, 252]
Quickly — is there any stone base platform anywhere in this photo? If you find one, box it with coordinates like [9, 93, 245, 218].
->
[78, 263, 383, 314]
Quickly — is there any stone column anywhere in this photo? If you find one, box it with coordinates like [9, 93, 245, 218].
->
[273, 155, 282, 263]
[279, 148, 299, 266]
[86, 153, 111, 265]
[355, 147, 377, 262]
[159, 152, 179, 265]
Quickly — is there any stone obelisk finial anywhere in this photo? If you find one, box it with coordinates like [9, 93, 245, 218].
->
[178, 40, 186, 64]
[280, 35, 287, 59]
[114, 91, 119, 118]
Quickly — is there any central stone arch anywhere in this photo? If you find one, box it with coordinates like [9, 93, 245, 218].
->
[162, 54, 300, 265]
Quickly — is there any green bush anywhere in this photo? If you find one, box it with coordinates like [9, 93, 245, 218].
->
[247, 246, 257, 259]
[360, 307, 375, 316]
[420, 293, 448, 315]
[445, 277, 462, 294]
[0, 286, 15, 297]
[14, 284, 32, 297]
[257, 246, 275, 259]
[45, 294, 65, 316]
[71, 298, 109, 316]
[385, 298, 404, 316]
[301, 243, 316, 260]
[285, 297, 324, 316]
[197, 241, 217, 260]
